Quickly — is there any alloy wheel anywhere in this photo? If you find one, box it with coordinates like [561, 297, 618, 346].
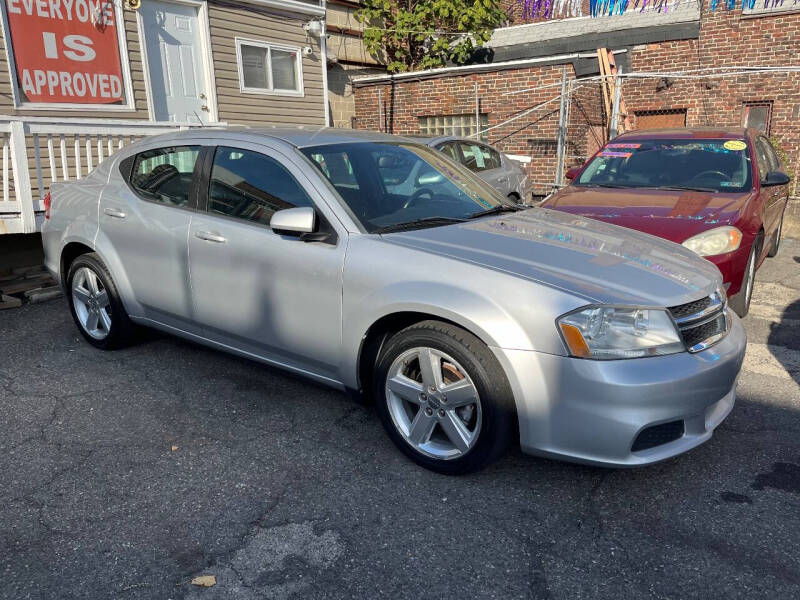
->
[385, 347, 482, 460]
[71, 267, 112, 340]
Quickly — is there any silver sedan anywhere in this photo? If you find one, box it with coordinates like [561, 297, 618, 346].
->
[42, 128, 745, 474]
[424, 136, 532, 202]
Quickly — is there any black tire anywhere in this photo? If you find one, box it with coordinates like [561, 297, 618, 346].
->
[374, 320, 516, 475]
[729, 241, 758, 318]
[767, 215, 783, 258]
[66, 252, 136, 350]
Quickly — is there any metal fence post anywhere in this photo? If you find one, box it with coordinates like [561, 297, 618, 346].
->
[554, 65, 568, 187]
[609, 67, 623, 139]
[377, 88, 383, 133]
[474, 80, 480, 139]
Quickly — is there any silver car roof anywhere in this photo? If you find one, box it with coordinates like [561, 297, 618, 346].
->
[129, 126, 421, 149]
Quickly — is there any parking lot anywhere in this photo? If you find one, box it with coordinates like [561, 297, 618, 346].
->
[0, 238, 798, 600]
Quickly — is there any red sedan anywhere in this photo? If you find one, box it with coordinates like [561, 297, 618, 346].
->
[543, 128, 791, 316]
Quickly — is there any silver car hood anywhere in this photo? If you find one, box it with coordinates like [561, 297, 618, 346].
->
[381, 208, 722, 307]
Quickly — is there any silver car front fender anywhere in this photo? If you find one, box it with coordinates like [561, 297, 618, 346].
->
[341, 281, 540, 392]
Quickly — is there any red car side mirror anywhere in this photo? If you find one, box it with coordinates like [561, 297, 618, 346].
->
[565, 167, 581, 180]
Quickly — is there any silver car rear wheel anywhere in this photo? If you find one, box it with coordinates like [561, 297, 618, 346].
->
[71, 266, 112, 340]
[385, 347, 482, 460]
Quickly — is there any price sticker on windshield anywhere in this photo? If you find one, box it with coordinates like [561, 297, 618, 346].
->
[723, 140, 747, 151]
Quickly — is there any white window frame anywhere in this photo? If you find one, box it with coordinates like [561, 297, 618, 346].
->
[235, 38, 304, 98]
[0, 1, 135, 112]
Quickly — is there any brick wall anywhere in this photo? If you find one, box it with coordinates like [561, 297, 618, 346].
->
[354, 64, 576, 194]
[353, 6, 800, 195]
[623, 8, 800, 193]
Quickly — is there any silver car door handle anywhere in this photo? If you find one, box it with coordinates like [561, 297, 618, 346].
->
[103, 207, 126, 219]
[194, 230, 227, 244]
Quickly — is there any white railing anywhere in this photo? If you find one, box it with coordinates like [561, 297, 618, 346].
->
[0, 125, 15, 215]
[0, 117, 214, 234]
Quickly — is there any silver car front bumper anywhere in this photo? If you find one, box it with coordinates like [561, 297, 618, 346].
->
[493, 311, 747, 467]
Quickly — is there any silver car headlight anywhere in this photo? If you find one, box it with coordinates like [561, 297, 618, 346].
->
[681, 226, 742, 257]
[558, 306, 684, 360]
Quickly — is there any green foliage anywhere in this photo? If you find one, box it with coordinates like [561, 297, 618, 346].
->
[355, 0, 505, 73]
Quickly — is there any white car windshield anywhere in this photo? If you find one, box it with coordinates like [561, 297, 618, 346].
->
[301, 142, 516, 233]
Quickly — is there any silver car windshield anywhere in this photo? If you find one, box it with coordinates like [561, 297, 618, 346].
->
[301, 142, 513, 233]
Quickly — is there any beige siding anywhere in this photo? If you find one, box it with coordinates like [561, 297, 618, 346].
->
[208, 3, 326, 127]
[0, 9, 149, 119]
[326, 4, 379, 65]
[328, 63, 383, 128]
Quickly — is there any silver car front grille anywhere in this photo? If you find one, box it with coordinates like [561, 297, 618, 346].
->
[669, 291, 729, 353]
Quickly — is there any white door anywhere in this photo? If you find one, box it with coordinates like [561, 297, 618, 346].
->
[141, 0, 210, 123]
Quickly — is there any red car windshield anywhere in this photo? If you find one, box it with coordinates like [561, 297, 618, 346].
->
[575, 138, 753, 193]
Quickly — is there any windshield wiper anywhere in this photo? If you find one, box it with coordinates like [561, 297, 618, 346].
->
[648, 185, 719, 193]
[374, 216, 466, 234]
[467, 204, 524, 219]
[582, 183, 630, 188]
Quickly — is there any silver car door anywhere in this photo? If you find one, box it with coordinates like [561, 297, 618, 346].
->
[187, 142, 347, 383]
[100, 144, 203, 331]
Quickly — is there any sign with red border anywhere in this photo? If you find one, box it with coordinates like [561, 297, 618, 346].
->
[5, 0, 125, 104]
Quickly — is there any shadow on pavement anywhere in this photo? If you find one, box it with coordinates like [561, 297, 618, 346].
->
[767, 298, 800, 386]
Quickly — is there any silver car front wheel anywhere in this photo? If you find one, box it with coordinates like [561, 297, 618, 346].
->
[385, 347, 482, 460]
[374, 320, 515, 474]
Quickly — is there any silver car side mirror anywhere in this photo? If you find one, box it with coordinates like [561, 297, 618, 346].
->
[270, 207, 316, 234]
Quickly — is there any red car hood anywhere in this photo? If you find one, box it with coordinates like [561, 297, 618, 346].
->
[543, 186, 750, 244]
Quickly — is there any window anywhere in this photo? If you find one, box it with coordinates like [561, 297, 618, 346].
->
[575, 139, 753, 193]
[437, 142, 461, 162]
[762, 139, 782, 172]
[742, 102, 772, 135]
[307, 151, 359, 191]
[456, 142, 502, 172]
[302, 142, 503, 232]
[753, 138, 771, 180]
[130, 146, 200, 207]
[633, 109, 687, 130]
[208, 147, 313, 226]
[236, 39, 303, 96]
[754, 137, 781, 180]
[419, 114, 489, 141]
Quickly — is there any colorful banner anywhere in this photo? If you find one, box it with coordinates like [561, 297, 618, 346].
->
[518, 0, 797, 19]
[5, 0, 125, 104]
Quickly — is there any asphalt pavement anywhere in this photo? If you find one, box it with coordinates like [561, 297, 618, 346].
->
[1, 239, 799, 600]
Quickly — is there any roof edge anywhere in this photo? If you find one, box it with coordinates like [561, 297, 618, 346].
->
[351, 50, 627, 87]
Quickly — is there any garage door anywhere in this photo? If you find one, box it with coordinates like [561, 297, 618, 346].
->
[634, 109, 687, 129]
